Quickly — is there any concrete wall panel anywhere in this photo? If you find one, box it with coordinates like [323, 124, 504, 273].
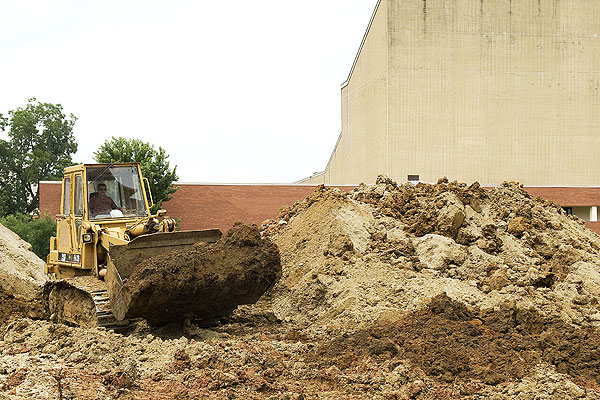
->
[305, 0, 600, 187]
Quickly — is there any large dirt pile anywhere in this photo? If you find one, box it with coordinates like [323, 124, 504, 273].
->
[116, 223, 282, 326]
[256, 177, 600, 396]
[264, 178, 600, 335]
[0, 223, 47, 300]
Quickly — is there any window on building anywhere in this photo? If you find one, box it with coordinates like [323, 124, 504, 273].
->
[408, 174, 420, 182]
[563, 207, 573, 215]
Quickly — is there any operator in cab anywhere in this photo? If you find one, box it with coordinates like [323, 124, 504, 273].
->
[89, 183, 125, 217]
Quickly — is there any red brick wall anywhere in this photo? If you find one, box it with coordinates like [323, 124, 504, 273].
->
[522, 187, 600, 207]
[584, 222, 600, 236]
[38, 181, 354, 233]
[39, 181, 62, 218]
[163, 184, 354, 232]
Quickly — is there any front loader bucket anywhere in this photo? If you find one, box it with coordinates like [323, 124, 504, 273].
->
[105, 229, 222, 321]
[105, 224, 281, 326]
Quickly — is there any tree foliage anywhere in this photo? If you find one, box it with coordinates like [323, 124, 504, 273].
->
[0, 98, 77, 216]
[93, 137, 178, 212]
[0, 213, 56, 260]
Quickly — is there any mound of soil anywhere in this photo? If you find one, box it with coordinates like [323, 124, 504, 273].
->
[116, 223, 281, 326]
[253, 176, 600, 397]
[313, 293, 600, 386]
[263, 178, 600, 334]
[0, 223, 47, 300]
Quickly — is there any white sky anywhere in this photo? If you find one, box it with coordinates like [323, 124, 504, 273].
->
[0, 1, 376, 183]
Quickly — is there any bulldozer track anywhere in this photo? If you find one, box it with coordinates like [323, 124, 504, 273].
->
[45, 277, 131, 331]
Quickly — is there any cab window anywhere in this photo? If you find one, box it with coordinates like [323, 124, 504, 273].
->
[86, 166, 147, 219]
[62, 177, 71, 215]
[74, 175, 84, 216]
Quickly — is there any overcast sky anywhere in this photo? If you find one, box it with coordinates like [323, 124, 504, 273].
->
[0, 1, 376, 183]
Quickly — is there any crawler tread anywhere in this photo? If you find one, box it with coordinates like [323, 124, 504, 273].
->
[44, 277, 131, 331]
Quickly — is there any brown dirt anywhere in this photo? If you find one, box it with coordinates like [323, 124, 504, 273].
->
[117, 223, 282, 326]
[0, 287, 43, 328]
[0, 223, 47, 300]
[45, 280, 99, 327]
[4, 178, 600, 399]
[312, 293, 600, 386]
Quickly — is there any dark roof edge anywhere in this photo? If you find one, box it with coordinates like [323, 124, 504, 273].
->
[341, 0, 383, 88]
[295, 130, 344, 183]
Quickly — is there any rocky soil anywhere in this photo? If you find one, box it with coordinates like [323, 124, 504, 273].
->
[2, 177, 600, 399]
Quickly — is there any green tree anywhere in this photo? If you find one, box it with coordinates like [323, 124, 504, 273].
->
[0, 213, 56, 260]
[93, 137, 178, 213]
[0, 98, 77, 216]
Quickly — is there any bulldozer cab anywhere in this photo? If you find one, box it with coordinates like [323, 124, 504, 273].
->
[86, 165, 148, 220]
[46, 163, 153, 277]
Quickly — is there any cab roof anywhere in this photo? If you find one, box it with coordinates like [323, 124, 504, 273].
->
[63, 163, 142, 174]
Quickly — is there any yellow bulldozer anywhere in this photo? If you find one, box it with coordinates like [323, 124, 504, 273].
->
[44, 163, 280, 329]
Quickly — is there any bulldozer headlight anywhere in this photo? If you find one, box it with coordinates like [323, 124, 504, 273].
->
[83, 233, 94, 243]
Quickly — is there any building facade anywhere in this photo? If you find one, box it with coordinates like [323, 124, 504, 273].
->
[302, 0, 600, 187]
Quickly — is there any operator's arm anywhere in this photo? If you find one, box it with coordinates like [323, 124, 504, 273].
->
[109, 197, 125, 212]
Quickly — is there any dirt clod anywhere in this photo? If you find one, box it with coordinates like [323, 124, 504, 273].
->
[117, 223, 282, 326]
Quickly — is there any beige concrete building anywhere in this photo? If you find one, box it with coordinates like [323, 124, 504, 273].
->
[302, 0, 600, 187]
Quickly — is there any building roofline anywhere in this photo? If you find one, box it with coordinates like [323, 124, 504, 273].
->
[341, 0, 383, 88]
[295, 173, 324, 184]
[40, 180, 600, 189]
[300, 1, 382, 183]
[295, 130, 345, 183]
[174, 182, 357, 187]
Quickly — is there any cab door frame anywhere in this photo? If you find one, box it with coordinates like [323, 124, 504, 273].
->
[54, 172, 86, 275]
[73, 173, 85, 266]
[55, 174, 74, 266]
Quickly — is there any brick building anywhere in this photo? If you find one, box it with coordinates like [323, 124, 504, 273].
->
[38, 181, 354, 233]
[39, 181, 600, 234]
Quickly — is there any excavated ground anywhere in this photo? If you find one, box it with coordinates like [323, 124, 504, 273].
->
[312, 293, 600, 388]
[3, 177, 600, 399]
[0, 288, 43, 327]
